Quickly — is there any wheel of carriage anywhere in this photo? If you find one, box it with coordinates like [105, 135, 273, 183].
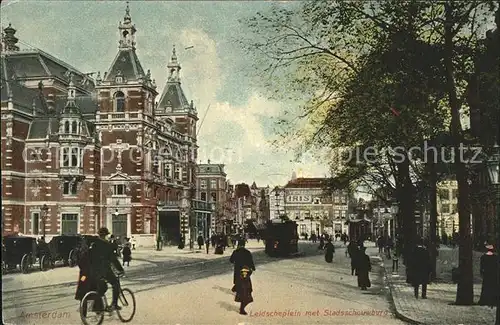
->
[40, 254, 52, 271]
[68, 249, 77, 267]
[21, 253, 31, 274]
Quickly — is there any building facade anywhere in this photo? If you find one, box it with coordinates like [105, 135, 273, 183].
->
[1, 4, 199, 247]
[195, 160, 228, 233]
[269, 186, 285, 220]
[283, 177, 350, 237]
[437, 180, 459, 235]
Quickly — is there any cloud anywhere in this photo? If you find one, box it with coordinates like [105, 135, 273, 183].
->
[165, 28, 330, 185]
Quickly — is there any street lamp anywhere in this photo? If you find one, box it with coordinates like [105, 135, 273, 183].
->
[41, 204, 49, 238]
[486, 143, 499, 325]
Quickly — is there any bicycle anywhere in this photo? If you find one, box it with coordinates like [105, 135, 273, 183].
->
[79, 274, 136, 325]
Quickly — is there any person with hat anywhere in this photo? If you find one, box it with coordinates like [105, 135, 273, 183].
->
[230, 240, 255, 315]
[89, 227, 125, 311]
[478, 244, 499, 307]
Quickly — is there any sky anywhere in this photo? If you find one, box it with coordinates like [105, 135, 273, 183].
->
[1, 0, 330, 187]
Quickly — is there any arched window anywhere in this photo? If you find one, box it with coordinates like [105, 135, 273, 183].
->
[115, 91, 125, 112]
[64, 121, 70, 133]
[72, 121, 78, 134]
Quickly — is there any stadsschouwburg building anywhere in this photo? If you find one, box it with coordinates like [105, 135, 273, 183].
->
[1, 4, 199, 247]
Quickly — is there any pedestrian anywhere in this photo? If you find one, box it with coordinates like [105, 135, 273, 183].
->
[356, 246, 371, 290]
[377, 236, 384, 254]
[409, 238, 431, 299]
[205, 237, 210, 254]
[392, 247, 399, 273]
[350, 243, 360, 276]
[230, 240, 255, 315]
[131, 236, 136, 250]
[478, 244, 499, 307]
[318, 236, 325, 250]
[324, 238, 335, 263]
[122, 242, 131, 267]
[386, 236, 393, 259]
[197, 234, 204, 250]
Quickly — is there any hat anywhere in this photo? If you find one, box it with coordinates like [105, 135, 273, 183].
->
[485, 244, 494, 250]
[98, 227, 110, 236]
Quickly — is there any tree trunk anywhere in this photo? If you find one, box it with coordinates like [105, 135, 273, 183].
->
[428, 148, 438, 281]
[444, 2, 473, 306]
[396, 158, 416, 266]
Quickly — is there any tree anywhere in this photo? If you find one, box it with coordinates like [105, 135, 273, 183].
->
[240, 0, 497, 304]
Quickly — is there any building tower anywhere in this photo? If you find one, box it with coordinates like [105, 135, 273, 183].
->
[95, 2, 159, 243]
[156, 46, 199, 245]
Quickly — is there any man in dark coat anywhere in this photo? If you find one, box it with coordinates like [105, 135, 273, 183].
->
[478, 244, 499, 306]
[89, 228, 125, 310]
[230, 240, 255, 315]
[356, 246, 371, 290]
[348, 242, 359, 275]
[197, 234, 204, 250]
[409, 238, 431, 299]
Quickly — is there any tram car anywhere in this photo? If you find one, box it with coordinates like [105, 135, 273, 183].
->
[264, 219, 299, 257]
[2, 235, 38, 273]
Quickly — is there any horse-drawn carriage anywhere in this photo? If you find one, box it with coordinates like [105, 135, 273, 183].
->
[46, 235, 98, 267]
[2, 235, 40, 273]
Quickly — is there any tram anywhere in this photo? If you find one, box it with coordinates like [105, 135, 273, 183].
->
[263, 219, 299, 257]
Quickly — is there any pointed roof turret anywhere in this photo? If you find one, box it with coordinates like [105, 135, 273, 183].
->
[103, 2, 146, 83]
[1, 23, 20, 52]
[157, 45, 190, 111]
[62, 73, 81, 116]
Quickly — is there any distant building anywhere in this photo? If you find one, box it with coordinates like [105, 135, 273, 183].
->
[269, 186, 285, 220]
[283, 177, 350, 238]
[196, 160, 228, 234]
[437, 180, 459, 235]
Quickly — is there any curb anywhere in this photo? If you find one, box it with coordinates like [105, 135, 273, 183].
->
[379, 255, 427, 325]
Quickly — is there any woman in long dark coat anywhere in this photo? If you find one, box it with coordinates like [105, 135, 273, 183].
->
[122, 242, 132, 266]
[356, 246, 371, 290]
[349, 243, 359, 275]
[478, 244, 499, 307]
[230, 241, 255, 315]
[75, 238, 94, 301]
[324, 238, 335, 263]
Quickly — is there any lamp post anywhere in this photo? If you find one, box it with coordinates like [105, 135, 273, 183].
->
[1, 206, 4, 235]
[156, 201, 163, 251]
[41, 204, 49, 238]
[486, 143, 499, 325]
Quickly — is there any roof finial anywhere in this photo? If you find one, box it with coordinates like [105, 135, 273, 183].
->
[124, 1, 131, 22]
[67, 73, 76, 100]
[172, 45, 177, 61]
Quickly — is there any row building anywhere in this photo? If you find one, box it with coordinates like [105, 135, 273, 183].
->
[1, 4, 200, 247]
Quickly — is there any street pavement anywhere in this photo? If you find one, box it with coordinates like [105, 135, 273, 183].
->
[2, 240, 265, 291]
[3, 241, 406, 325]
[381, 247, 495, 325]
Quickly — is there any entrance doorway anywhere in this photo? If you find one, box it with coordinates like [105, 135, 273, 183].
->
[159, 211, 180, 246]
[112, 214, 127, 240]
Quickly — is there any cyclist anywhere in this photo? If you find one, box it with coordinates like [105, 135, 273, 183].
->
[91, 227, 125, 311]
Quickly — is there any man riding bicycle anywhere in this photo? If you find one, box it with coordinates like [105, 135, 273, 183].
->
[85, 227, 125, 311]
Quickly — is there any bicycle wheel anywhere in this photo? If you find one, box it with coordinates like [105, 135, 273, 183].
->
[80, 291, 105, 325]
[116, 288, 136, 322]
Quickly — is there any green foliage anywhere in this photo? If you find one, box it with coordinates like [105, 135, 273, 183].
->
[239, 0, 498, 197]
